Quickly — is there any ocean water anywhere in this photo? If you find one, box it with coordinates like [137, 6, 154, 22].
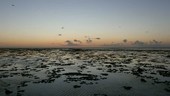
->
[0, 48, 170, 96]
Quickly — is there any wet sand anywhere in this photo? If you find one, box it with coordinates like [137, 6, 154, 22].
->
[0, 48, 170, 96]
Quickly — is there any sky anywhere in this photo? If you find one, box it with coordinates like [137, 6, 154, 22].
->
[0, 0, 170, 48]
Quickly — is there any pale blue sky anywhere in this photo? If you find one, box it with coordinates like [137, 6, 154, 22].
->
[0, 0, 170, 47]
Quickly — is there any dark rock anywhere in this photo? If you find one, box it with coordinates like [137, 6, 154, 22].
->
[97, 68, 103, 70]
[63, 72, 99, 81]
[17, 92, 22, 96]
[105, 65, 112, 68]
[101, 73, 108, 76]
[122, 58, 132, 64]
[123, 86, 132, 90]
[155, 65, 166, 70]
[157, 70, 170, 77]
[141, 78, 147, 82]
[73, 85, 81, 88]
[100, 77, 107, 80]
[107, 69, 117, 73]
[166, 55, 170, 58]
[132, 67, 145, 76]
[20, 81, 28, 87]
[5, 89, 13, 94]
[150, 72, 157, 75]
[60, 63, 75, 66]
[41, 78, 55, 83]
[36, 64, 48, 68]
[80, 81, 86, 84]
[164, 87, 170, 92]
[119, 68, 129, 72]
[18, 90, 25, 92]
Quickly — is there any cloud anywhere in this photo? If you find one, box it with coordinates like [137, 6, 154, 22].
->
[123, 39, 127, 43]
[86, 38, 92, 43]
[86, 37, 101, 43]
[95, 38, 101, 40]
[150, 40, 162, 45]
[84, 36, 92, 43]
[85, 36, 100, 44]
[74, 39, 82, 43]
[100, 39, 166, 48]
[133, 40, 145, 46]
[65, 40, 79, 46]
[132, 40, 163, 47]
[149, 40, 162, 47]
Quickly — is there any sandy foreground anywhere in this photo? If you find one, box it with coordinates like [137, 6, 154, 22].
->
[0, 48, 170, 96]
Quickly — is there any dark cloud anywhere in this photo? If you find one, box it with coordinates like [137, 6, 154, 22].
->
[150, 40, 162, 45]
[101, 40, 166, 47]
[65, 40, 79, 46]
[74, 39, 82, 43]
[132, 40, 163, 47]
[91, 37, 101, 40]
[86, 38, 92, 43]
[123, 39, 127, 43]
[95, 38, 101, 40]
[133, 40, 145, 46]
[85, 36, 100, 44]
[149, 40, 162, 47]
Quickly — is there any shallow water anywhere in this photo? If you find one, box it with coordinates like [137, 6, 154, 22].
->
[0, 49, 170, 96]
